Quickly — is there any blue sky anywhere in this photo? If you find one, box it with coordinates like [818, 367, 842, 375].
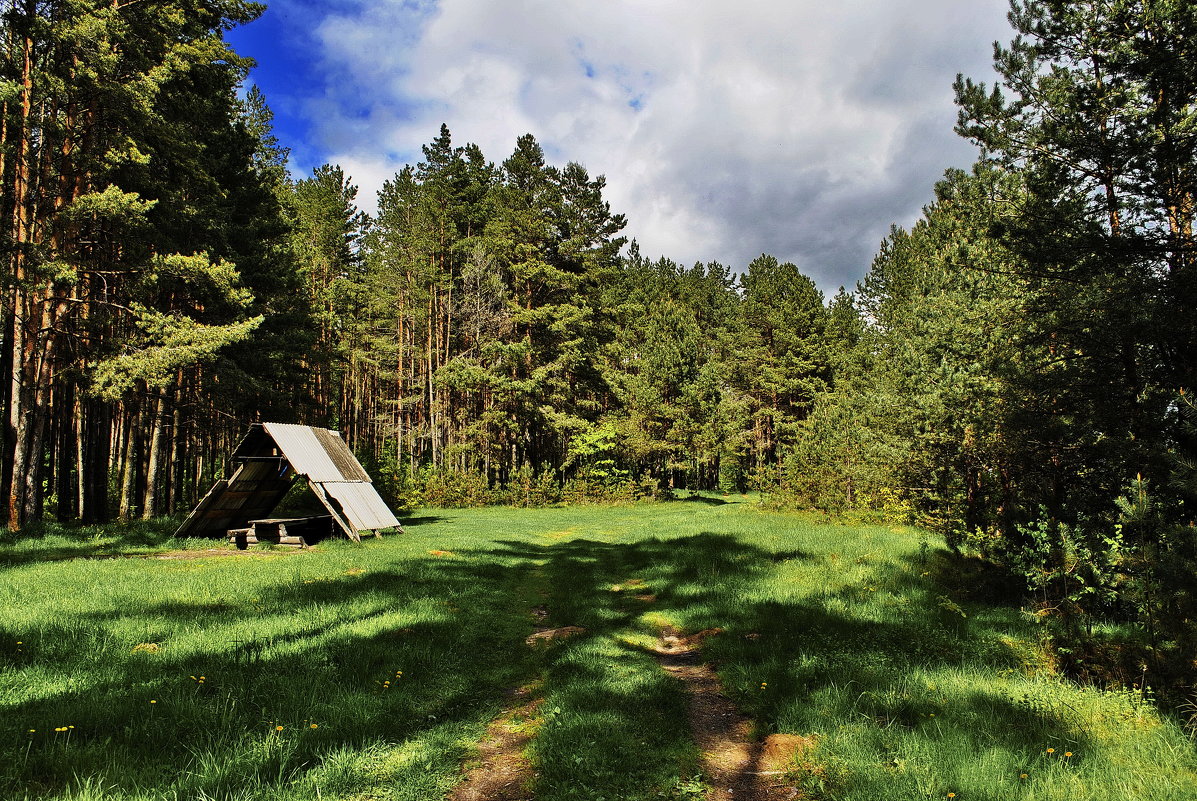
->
[227, 0, 1012, 293]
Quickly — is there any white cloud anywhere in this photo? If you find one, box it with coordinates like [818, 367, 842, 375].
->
[295, 0, 1011, 292]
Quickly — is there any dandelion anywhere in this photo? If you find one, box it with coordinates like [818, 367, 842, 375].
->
[1020, 773, 1028, 779]
[1064, 751, 1073, 757]
[947, 794, 956, 799]
[310, 723, 318, 729]
[275, 725, 284, 731]
[27, 729, 35, 733]
[149, 700, 157, 704]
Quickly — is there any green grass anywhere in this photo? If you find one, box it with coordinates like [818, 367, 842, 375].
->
[1, 498, 1195, 800]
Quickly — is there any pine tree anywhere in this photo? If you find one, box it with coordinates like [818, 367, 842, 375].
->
[955, 0, 1197, 519]
[0, 0, 268, 527]
[289, 164, 367, 428]
[734, 255, 830, 479]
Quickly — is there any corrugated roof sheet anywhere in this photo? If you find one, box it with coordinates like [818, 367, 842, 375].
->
[262, 422, 370, 482]
[322, 481, 401, 531]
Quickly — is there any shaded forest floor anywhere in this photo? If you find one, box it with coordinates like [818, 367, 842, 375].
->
[1, 499, 1195, 800]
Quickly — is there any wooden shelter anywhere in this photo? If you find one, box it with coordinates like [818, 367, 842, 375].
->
[175, 422, 401, 547]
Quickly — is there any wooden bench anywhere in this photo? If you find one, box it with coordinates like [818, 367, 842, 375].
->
[228, 516, 335, 549]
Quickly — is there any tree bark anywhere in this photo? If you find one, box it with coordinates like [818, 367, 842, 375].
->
[142, 391, 165, 519]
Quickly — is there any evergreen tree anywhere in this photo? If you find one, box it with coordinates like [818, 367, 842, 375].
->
[950, 0, 1197, 669]
[955, 0, 1197, 519]
[289, 164, 367, 428]
[0, 0, 269, 527]
[734, 255, 830, 479]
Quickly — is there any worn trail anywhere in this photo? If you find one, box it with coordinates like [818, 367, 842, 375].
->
[448, 685, 541, 801]
[450, 608, 808, 800]
[651, 628, 806, 801]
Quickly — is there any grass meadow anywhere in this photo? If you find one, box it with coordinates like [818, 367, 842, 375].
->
[1, 497, 1195, 800]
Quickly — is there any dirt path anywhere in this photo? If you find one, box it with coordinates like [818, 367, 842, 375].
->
[448, 597, 584, 801]
[651, 628, 806, 801]
[448, 685, 542, 801]
[447, 618, 808, 801]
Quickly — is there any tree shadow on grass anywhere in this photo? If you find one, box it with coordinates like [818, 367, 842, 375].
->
[0, 518, 192, 566]
[445, 533, 1091, 799]
[0, 514, 450, 568]
[465, 533, 1099, 799]
[675, 493, 731, 506]
[400, 515, 449, 527]
[1, 524, 1102, 801]
[907, 547, 1027, 607]
[1, 541, 552, 799]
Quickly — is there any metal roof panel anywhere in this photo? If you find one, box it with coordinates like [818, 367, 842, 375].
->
[320, 481, 401, 531]
[262, 422, 346, 482]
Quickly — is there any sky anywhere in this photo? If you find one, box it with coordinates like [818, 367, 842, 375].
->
[226, 0, 1013, 294]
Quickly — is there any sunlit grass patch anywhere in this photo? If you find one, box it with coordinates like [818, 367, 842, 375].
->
[0, 520, 544, 800]
[532, 634, 694, 801]
[1, 498, 1194, 800]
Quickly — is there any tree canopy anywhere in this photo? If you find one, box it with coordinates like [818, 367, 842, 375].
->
[1, 0, 1195, 704]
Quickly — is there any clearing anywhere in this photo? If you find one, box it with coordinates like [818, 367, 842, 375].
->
[1, 498, 1195, 800]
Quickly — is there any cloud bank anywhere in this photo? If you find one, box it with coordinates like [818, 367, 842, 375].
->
[251, 0, 1012, 292]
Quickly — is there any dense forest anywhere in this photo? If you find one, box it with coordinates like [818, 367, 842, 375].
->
[1, 2, 1195, 697]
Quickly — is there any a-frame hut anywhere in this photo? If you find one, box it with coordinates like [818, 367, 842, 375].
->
[176, 422, 401, 547]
